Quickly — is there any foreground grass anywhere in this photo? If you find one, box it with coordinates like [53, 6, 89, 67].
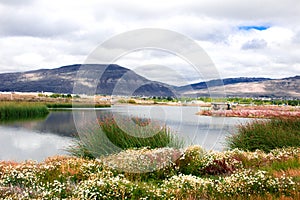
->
[0, 101, 49, 121]
[0, 146, 299, 199]
[226, 117, 300, 152]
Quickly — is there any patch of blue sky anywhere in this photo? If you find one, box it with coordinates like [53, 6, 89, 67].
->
[238, 25, 270, 31]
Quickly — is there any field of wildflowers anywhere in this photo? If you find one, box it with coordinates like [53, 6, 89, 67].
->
[1, 146, 299, 199]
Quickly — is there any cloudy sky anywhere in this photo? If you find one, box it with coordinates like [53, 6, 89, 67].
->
[0, 0, 300, 85]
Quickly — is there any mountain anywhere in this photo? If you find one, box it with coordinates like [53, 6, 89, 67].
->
[177, 77, 271, 92]
[180, 76, 300, 98]
[0, 64, 298, 98]
[0, 64, 176, 97]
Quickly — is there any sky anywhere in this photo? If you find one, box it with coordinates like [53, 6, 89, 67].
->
[0, 0, 300, 86]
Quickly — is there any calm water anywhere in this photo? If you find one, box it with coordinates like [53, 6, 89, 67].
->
[0, 105, 252, 161]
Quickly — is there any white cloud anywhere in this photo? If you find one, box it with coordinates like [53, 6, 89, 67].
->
[0, 0, 299, 84]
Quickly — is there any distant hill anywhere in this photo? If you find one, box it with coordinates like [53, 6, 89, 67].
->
[177, 77, 271, 92]
[0, 64, 176, 97]
[0, 64, 298, 98]
[180, 76, 300, 98]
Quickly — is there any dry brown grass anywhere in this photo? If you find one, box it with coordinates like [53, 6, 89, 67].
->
[273, 169, 300, 178]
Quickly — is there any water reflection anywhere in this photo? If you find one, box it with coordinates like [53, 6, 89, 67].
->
[3, 111, 78, 137]
[108, 105, 251, 151]
[0, 126, 72, 162]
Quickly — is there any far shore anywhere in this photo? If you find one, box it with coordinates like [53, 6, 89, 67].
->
[1, 92, 300, 119]
[197, 105, 300, 118]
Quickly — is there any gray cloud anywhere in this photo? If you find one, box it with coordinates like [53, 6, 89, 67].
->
[241, 39, 268, 50]
[184, 0, 300, 23]
[0, 9, 78, 37]
[292, 31, 300, 44]
[0, 0, 36, 6]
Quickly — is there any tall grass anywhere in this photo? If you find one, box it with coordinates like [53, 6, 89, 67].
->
[0, 101, 49, 121]
[68, 114, 184, 158]
[226, 117, 300, 152]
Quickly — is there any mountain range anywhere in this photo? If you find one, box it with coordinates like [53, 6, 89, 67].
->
[0, 64, 299, 98]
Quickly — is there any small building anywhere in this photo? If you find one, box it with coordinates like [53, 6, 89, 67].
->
[211, 102, 231, 110]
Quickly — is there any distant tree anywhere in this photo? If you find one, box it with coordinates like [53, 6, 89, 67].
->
[50, 93, 61, 98]
[166, 96, 173, 101]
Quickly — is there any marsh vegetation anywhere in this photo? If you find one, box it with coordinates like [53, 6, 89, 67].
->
[0, 102, 49, 121]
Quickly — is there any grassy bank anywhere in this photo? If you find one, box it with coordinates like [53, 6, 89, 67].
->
[0, 102, 49, 121]
[0, 146, 299, 199]
[226, 117, 300, 152]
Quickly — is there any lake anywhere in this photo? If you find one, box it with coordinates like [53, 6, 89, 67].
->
[0, 105, 252, 161]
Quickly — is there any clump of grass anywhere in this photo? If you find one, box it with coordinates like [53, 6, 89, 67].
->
[68, 114, 184, 158]
[226, 117, 300, 152]
[0, 101, 49, 121]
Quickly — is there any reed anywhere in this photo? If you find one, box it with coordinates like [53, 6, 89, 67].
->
[0, 101, 49, 121]
[226, 117, 300, 152]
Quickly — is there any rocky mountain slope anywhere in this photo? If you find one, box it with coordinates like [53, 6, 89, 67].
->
[0, 64, 176, 97]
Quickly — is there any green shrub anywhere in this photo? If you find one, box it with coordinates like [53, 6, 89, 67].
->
[176, 145, 206, 176]
[226, 117, 300, 152]
[176, 145, 239, 176]
[127, 99, 136, 104]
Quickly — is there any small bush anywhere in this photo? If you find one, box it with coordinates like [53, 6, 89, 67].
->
[177, 146, 239, 176]
[226, 117, 300, 152]
[127, 99, 136, 104]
